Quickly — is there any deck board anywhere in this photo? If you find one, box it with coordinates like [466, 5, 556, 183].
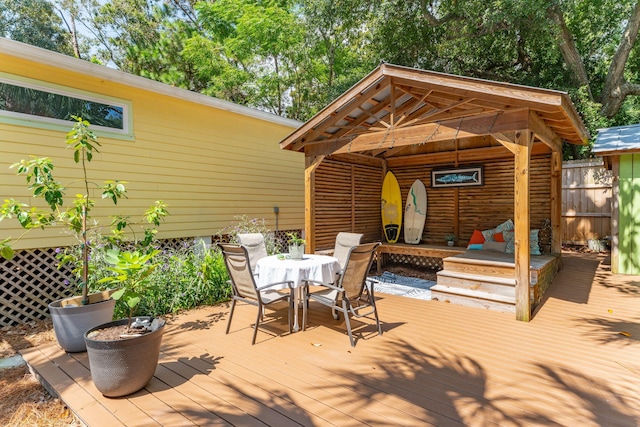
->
[21, 252, 640, 426]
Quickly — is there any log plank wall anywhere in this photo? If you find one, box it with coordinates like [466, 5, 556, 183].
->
[313, 152, 553, 252]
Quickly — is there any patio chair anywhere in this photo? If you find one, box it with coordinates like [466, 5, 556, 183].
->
[218, 243, 293, 345]
[302, 242, 382, 347]
[237, 233, 268, 275]
[333, 232, 363, 271]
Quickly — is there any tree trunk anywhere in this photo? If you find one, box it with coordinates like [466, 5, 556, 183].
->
[600, 1, 640, 118]
[547, 4, 591, 98]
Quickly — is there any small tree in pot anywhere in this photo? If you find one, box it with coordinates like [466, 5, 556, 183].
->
[0, 116, 168, 352]
[84, 248, 166, 397]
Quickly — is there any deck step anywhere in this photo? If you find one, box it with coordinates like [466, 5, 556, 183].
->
[443, 255, 515, 267]
[443, 259, 515, 278]
[430, 289, 516, 314]
[436, 271, 516, 298]
[430, 284, 516, 313]
[437, 270, 516, 286]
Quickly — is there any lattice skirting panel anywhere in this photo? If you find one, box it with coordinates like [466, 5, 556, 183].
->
[1, 235, 301, 327]
[386, 254, 444, 271]
[1, 248, 75, 327]
[1, 238, 193, 327]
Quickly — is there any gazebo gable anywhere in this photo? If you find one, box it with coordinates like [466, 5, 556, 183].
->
[280, 63, 588, 158]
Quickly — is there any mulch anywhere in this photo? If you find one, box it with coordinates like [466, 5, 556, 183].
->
[0, 320, 80, 426]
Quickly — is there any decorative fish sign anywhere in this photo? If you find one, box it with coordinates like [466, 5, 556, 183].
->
[436, 171, 479, 184]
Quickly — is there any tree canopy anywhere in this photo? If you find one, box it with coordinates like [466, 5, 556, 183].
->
[5, 0, 640, 158]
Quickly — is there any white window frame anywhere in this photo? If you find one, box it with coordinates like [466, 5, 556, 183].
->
[0, 72, 133, 140]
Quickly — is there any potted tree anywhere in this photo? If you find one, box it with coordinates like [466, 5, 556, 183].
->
[0, 116, 168, 352]
[84, 248, 166, 397]
[286, 232, 306, 260]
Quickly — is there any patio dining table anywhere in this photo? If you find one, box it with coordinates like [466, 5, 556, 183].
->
[255, 254, 340, 331]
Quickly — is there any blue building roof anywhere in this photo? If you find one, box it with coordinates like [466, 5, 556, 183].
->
[593, 123, 640, 156]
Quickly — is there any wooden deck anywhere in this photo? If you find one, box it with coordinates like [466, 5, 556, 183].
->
[21, 252, 640, 426]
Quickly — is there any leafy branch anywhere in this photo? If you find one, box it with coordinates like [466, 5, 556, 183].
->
[0, 116, 168, 305]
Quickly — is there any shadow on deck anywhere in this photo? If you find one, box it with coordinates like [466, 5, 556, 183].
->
[21, 251, 640, 426]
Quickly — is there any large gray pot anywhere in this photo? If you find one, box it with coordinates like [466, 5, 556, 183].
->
[84, 317, 165, 397]
[49, 297, 116, 353]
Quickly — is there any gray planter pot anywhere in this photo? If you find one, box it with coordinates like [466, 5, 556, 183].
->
[49, 297, 116, 353]
[84, 317, 165, 397]
[587, 239, 607, 252]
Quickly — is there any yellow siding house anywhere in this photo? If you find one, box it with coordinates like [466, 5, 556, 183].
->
[0, 37, 304, 250]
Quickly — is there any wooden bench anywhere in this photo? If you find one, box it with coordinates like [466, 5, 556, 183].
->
[375, 243, 466, 274]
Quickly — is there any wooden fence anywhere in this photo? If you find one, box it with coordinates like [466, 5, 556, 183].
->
[562, 158, 613, 244]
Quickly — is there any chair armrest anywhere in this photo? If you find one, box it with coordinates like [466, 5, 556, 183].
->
[314, 249, 335, 256]
[365, 278, 379, 296]
[257, 280, 293, 291]
[303, 279, 342, 292]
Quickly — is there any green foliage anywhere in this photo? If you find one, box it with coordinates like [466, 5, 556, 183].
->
[194, 0, 307, 116]
[81, 239, 231, 319]
[0, 0, 72, 54]
[19, 0, 640, 157]
[129, 242, 231, 319]
[286, 231, 305, 246]
[98, 248, 160, 323]
[0, 117, 169, 304]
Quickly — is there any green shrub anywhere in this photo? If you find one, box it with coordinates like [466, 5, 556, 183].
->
[77, 239, 230, 319]
[131, 241, 231, 318]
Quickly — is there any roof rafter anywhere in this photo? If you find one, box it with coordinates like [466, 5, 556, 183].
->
[281, 63, 590, 153]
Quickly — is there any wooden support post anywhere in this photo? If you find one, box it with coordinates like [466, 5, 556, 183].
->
[514, 130, 532, 321]
[305, 154, 325, 253]
[551, 150, 562, 254]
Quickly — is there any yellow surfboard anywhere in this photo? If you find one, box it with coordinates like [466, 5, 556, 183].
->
[381, 171, 402, 243]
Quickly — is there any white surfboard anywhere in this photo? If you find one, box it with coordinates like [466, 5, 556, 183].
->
[404, 179, 427, 244]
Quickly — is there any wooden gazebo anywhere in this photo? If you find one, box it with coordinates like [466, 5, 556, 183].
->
[279, 63, 589, 321]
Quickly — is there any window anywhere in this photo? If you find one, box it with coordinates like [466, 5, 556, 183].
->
[0, 73, 132, 139]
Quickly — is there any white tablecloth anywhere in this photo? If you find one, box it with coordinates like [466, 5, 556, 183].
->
[255, 254, 340, 332]
[255, 254, 340, 289]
